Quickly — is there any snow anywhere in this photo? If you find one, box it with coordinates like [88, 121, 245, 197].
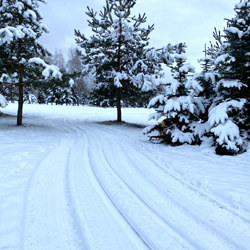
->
[224, 27, 245, 39]
[24, 9, 37, 22]
[211, 120, 242, 152]
[0, 103, 250, 250]
[113, 71, 128, 88]
[208, 99, 245, 126]
[0, 94, 7, 108]
[214, 53, 230, 65]
[164, 96, 196, 114]
[179, 63, 195, 73]
[217, 79, 246, 89]
[0, 26, 25, 44]
[28, 57, 62, 79]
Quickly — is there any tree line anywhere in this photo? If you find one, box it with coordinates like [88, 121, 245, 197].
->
[0, 0, 249, 155]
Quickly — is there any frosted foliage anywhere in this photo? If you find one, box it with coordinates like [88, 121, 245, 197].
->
[179, 63, 195, 73]
[28, 57, 46, 67]
[69, 79, 74, 88]
[42, 65, 62, 79]
[141, 75, 156, 91]
[148, 112, 162, 121]
[225, 27, 245, 39]
[174, 54, 187, 60]
[208, 100, 245, 126]
[216, 79, 245, 90]
[148, 95, 165, 108]
[235, 0, 250, 8]
[164, 96, 196, 114]
[132, 60, 148, 72]
[211, 120, 242, 151]
[0, 94, 7, 108]
[28, 58, 62, 79]
[171, 128, 194, 144]
[214, 54, 230, 65]
[0, 26, 25, 44]
[24, 10, 37, 22]
[204, 73, 216, 85]
[0, 0, 48, 45]
[191, 122, 211, 138]
[170, 79, 181, 94]
[113, 72, 128, 88]
[185, 79, 203, 95]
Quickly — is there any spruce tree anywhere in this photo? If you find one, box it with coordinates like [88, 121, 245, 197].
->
[208, 0, 250, 154]
[75, 0, 160, 122]
[0, 0, 61, 125]
[67, 47, 91, 105]
[145, 43, 205, 145]
[192, 44, 219, 138]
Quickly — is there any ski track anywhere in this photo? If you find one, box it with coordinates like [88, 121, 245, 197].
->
[86, 123, 250, 250]
[98, 123, 250, 223]
[11, 118, 250, 250]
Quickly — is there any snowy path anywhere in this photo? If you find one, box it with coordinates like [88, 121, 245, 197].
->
[0, 105, 250, 250]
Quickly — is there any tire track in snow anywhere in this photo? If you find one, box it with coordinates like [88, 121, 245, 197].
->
[98, 123, 250, 223]
[20, 123, 87, 250]
[66, 126, 150, 250]
[116, 141, 249, 250]
[87, 123, 249, 250]
[83, 125, 197, 250]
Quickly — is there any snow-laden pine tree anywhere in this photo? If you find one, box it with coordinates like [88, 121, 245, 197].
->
[0, 0, 61, 125]
[67, 47, 92, 105]
[191, 44, 220, 138]
[208, 0, 250, 155]
[75, 0, 161, 121]
[145, 43, 205, 145]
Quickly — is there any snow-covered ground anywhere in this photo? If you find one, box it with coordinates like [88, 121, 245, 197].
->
[0, 103, 249, 250]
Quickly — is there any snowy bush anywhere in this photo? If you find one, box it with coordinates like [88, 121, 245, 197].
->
[145, 43, 205, 145]
[208, 99, 246, 155]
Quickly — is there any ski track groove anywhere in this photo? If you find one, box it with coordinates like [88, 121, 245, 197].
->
[82, 128, 152, 250]
[16, 119, 250, 250]
[83, 126, 197, 250]
[88, 123, 249, 250]
[66, 124, 150, 250]
[65, 137, 89, 250]
[19, 128, 62, 250]
[116, 141, 249, 250]
[20, 121, 87, 250]
[98, 123, 250, 223]
[89, 129, 227, 250]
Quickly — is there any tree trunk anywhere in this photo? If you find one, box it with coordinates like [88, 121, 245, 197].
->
[17, 39, 24, 126]
[17, 79, 24, 126]
[116, 13, 122, 122]
[116, 88, 122, 122]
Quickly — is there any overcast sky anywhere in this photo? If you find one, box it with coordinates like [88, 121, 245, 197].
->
[39, 0, 237, 69]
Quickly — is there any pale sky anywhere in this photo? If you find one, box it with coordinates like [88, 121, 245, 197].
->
[39, 0, 237, 69]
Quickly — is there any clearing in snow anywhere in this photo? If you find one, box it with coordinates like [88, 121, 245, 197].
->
[0, 104, 250, 250]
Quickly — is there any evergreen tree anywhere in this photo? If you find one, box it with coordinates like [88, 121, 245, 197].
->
[208, 0, 250, 155]
[67, 47, 91, 105]
[0, 0, 61, 125]
[145, 43, 205, 145]
[192, 43, 219, 137]
[75, 0, 161, 122]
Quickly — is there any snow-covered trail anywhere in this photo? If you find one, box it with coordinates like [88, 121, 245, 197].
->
[20, 119, 249, 250]
[20, 120, 148, 250]
[0, 105, 250, 250]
